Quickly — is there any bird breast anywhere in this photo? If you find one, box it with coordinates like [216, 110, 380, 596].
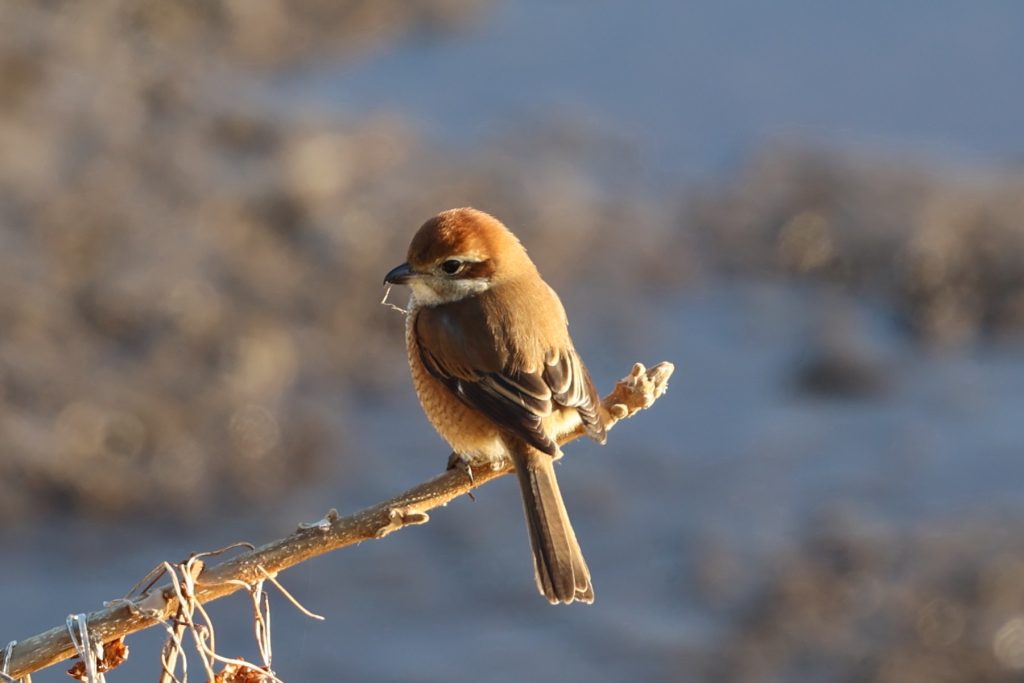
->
[406, 309, 509, 464]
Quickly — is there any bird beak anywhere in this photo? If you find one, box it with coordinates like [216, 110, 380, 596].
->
[384, 262, 415, 286]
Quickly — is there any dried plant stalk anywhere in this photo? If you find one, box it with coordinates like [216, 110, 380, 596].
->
[4, 362, 673, 680]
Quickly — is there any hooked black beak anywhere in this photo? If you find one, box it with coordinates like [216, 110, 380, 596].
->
[384, 262, 415, 285]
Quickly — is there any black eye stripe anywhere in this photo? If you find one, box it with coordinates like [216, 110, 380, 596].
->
[461, 260, 495, 279]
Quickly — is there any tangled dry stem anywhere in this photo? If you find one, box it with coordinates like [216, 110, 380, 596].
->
[3, 361, 673, 680]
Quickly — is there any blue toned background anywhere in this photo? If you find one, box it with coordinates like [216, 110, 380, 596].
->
[3, 1, 1024, 680]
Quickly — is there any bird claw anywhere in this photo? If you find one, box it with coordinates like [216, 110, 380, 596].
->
[446, 451, 475, 483]
[446, 451, 477, 501]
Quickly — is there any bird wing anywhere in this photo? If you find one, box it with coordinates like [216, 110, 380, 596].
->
[414, 295, 605, 457]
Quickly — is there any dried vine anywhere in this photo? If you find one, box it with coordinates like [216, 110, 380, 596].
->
[2, 362, 674, 681]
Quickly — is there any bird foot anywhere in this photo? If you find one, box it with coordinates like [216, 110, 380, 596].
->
[446, 451, 475, 483]
[446, 452, 478, 501]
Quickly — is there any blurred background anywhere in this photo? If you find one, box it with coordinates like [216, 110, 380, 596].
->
[3, 1, 1024, 681]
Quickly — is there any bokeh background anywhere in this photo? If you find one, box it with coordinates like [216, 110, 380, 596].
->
[4, 1, 1024, 681]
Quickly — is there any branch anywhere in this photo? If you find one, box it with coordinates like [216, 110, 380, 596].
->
[4, 361, 674, 680]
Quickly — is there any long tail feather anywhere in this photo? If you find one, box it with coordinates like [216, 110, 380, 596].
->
[509, 441, 594, 605]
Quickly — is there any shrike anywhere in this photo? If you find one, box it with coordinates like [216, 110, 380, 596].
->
[384, 207, 606, 605]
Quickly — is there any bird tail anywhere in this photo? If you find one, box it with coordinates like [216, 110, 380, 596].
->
[509, 441, 594, 605]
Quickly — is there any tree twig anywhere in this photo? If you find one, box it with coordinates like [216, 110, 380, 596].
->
[4, 361, 674, 680]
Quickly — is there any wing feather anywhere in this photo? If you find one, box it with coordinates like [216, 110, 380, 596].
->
[414, 292, 605, 455]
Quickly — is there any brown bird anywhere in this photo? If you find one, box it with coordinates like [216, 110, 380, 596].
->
[384, 207, 606, 604]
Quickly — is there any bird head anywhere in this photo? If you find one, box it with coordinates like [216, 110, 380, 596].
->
[384, 207, 533, 306]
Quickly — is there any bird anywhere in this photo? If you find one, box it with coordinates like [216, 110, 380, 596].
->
[384, 207, 607, 605]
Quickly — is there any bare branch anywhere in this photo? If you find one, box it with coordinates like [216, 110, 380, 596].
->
[4, 361, 674, 680]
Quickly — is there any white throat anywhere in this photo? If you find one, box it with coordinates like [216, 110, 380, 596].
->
[409, 277, 490, 306]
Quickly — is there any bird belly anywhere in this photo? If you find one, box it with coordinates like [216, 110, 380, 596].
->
[407, 320, 509, 466]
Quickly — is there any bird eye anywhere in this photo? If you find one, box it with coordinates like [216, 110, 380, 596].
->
[440, 259, 463, 275]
